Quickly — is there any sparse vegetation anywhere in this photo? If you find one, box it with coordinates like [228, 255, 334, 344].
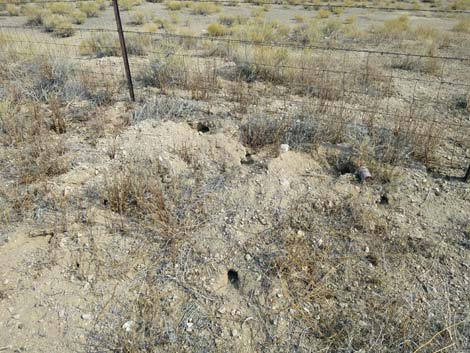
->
[1, 2, 470, 353]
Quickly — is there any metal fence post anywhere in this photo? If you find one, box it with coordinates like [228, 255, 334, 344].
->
[112, 0, 135, 102]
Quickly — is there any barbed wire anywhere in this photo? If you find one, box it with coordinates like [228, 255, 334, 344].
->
[1, 24, 469, 63]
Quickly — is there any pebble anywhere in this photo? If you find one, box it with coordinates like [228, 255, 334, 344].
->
[81, 314, 92, 320]
[245, 254, 252, 261]
[122, 321, 135, 332]
[231, 328, 240, 337]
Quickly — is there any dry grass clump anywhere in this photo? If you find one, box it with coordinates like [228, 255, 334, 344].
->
[232, 20, 290, 43]
[136, 52, 186, 90]
[119, 0, 143, 11]
[218, 14, 247, 26]
[6, 4, 21, 16]
[316, 8, 331, 18]
[79, 33, 120, 57]
[80, 33, 147, 57]
[0, 100, 69, 183]
[207, 23, 231, 36]
[375, 14, 410, 39]
[79, 2, 100, 17]
[43, 14, 75, 37]
[129, 10, 146, 25]
[453, 17, 470, 33]
[104, 158, 208, 235]
[264, 190, 468, 352]
[165, 0, 184, 10]
[190, 2, 220, 15]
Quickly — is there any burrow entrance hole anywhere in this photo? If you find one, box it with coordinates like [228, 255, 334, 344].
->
[227, 269, 240, 289]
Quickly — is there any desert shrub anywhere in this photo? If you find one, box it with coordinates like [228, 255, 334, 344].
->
[316, 8, 330, 18]
[48, 2, 75, 15]
[43, 15, 75, 37]
[321, 18, 342, 37]
[294, 14, 304, 23]
[165, 1, 184, 10]
[190, 2, 220, 14]
[233, 20, 290, 43]
[143, 23, 159, 33]
[70, 10, 87, 24]
[80, 33, 120, 57]
[146, 0, 164, 2]
[233, 47, 290, 83]
[449, 0, 470, 10]
[376, 15, 410, 38]
[207, 23, 230, 36]
[413, 25, 439, 40]
[104, 158, 208, 233]
[291, 22, 321, 45]
[80, 2, 100, 17]
[129, 10, 146, 25]
[453, 18, 470, 33]
[218, 14, 247, 26]
[120, 0, 142, 11]
[25, 6, 48, 26]
[6, 4, 20, 16]
[136, 53, 186, 89]
[96, 0, 109, 11]
[124, 34, 148, 56]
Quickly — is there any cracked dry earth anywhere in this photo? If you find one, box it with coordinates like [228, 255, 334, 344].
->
[0, 106, 469, 352]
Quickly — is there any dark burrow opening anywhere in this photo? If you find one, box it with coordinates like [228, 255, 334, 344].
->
[228, 269, 240, 289]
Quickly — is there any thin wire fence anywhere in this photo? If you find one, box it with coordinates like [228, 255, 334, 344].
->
[0, 0, 469, 178]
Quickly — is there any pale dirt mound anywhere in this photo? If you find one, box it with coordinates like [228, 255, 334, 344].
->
[1, 116, 469, 353]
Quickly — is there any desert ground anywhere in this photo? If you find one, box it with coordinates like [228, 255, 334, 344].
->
[0, 0, 469, 352]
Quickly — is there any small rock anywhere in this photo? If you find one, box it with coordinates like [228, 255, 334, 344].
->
[279, 144, 289, 153]
[122, 321, 135, 332]
[245, 254, 252, 261]
[231, 328, 240, 337]
[81, 314, 92, 320]
[186, 321, 194, 332]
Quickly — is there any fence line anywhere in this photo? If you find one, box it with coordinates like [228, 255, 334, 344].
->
[0, 2, 469, 178]
[2, 23, 469, 62]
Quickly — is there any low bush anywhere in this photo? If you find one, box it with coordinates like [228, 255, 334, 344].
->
[136, 52, 186, 89]
[190, 2, 220, 15]
[80, 34, 120, 57]
[165, 1, 184, 10]
[453, 18, 470, 33]
[80, 2, 100, 17]
[129, 10, 146, 25]
[70, 10, 87, 24]
[207, 23, 230, 36]
[6, 4, 21, 16]
[43, 15, 75, 37]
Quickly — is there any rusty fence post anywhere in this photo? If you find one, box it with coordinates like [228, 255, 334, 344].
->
[465, 164, 470, 182]
[112, 0, 135, 102]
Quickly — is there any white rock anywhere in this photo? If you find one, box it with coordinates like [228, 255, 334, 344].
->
[279, 144, 289, 153]
[122, 321, 135, 332]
